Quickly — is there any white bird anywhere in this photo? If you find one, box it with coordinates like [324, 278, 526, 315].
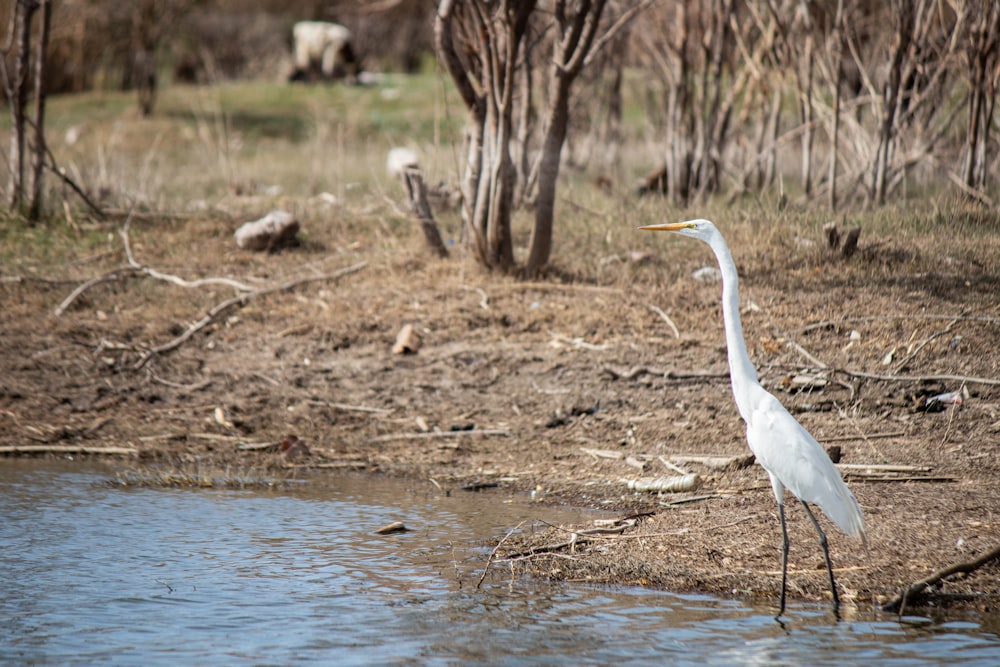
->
[640, 219, 866, 617]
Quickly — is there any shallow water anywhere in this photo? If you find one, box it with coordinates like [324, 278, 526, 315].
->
[2, 459, 998, 666]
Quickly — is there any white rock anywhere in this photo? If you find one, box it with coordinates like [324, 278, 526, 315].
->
[234, 210, 299, 250]
[386, 147, 419, 176]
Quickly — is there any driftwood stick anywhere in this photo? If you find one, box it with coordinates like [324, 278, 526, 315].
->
[835, 463, 931, 472]
[822, 431, 906, 442]
[121, 223, 255, 292]
[54, 269, 139, 316]
[883, 544, 1000, 614]
[477, 521, 526, 589]
[134, 261, 368, 369]
[0, 445, 137, 456]
[798, 314, 1000, 334]
[369, 428, 512, 443]
[835, 368, 1000, 387]
[648, 304, 681, 338]
[785, 338, 829, 369]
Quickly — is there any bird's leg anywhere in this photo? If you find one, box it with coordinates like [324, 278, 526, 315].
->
[801, 500, 840, 614]
[776, 501, 789, 619]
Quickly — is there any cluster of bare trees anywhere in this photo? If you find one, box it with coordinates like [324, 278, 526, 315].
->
[630, 0, 999, 208]
[432, 0, 998, 275]
[435, 0, 654, 275]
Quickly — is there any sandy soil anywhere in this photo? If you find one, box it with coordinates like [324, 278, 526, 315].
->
[3, 212, 999, 615]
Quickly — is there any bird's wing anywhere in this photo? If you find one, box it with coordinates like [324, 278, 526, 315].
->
[746, 389, 865, 539]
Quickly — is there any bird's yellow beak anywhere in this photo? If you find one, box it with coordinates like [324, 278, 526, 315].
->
[639, 222, 695, 232]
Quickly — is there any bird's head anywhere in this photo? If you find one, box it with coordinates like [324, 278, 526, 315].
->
[639, 218, 717, 241]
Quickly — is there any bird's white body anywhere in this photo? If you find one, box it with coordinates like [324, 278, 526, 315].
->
[698, 221, 866, 540]
[642, 218, 865, 615]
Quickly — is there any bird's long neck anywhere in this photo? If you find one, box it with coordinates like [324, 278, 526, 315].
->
[706, 232, 760, 421]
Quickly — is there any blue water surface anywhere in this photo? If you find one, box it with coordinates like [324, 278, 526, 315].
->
[2, 459, 998, 666]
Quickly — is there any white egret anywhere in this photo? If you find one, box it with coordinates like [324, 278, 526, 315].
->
[641, 219, 866, 617]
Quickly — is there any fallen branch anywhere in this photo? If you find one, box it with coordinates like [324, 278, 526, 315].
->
[134, 261, 368, 369]
[836, 463, 931, 473]
[839, 474, 954, 482]
[304, 400, 392, 415]
[478, 521, 527, 589]
[121, 222, 254, 292]
[893, 319, 959, 373]
[0, 445, 137, 456]
[834, 368, 1000, 387]
[601, 365, 729, 382]
[498, 524, 630, 560]
[369, 428, 512, 443]
[149, 374, 213, 392]
[883, 544, 1000, 614]
[54, 269, 139, 316]
[822, 431, 906, 442]
[798, 314, 1000, 334]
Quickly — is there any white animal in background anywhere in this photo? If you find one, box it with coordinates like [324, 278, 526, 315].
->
[290, 21, 358, 82]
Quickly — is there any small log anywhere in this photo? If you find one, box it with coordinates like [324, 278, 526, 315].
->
[842, 226, 861, 258]
[823, 221, 841, 249]
[628, 474, 700, 493]
[402, 166, 448, 258]
[670, 454, 756, 470]
[392, 323, 420, 354]
[580, 447, 624, 460]
[374, 521, 409, 535]
[883, 544, 1000, 614]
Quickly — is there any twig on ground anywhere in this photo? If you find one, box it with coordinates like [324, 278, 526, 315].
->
[0, 444, 136, 456]
[149, 374, 213, 392]
[54, 269, 139, 316]
[785, 338, 829, 369]
[648, 304, 681, 338]
[120, 221, 255, 292]
[601, 365, 729, 382]
[893, 319, 959, 373]
[834, 368, 1000, 387]
[369, 428, 511, 443]
[478, 521, 527, 589]
[883, 544, 1000, 615]
[798, 314, 1000, 334]
[822, 431, 906, 442]
[132, 261, 367, 369]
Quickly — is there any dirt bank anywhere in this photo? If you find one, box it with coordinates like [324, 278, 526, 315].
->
[2, 212, 999, 614]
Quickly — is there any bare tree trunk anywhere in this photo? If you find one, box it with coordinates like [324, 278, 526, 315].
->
[799, 28, 814, 196]
[132, 1, 158, 116]
[527, 0, 611, 276]
[27, 0, 50, 220]
[514, 34, 535, 207]
[6, 0, 38, 210]
[828, 0, 845, 210]
[435, 0, 534, 272]
[873, 0, 914, 205]
[963, 2, 1000, 193]
[667, 1, 691, 205]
